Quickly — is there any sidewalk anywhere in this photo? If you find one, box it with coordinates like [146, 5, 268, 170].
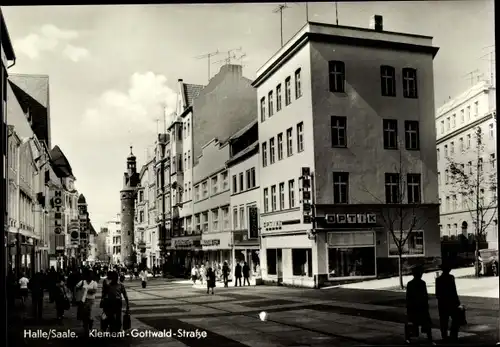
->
[175, 277, 259, 289]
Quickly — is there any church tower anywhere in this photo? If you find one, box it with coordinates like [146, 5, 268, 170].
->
[120, 146, 139, 267]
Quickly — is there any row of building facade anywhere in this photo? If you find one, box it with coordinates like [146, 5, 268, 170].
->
[1, 10, 97, 277]
[106, 16, 496, 288]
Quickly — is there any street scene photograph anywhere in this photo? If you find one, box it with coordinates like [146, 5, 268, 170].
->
[0, 1, 497, 346]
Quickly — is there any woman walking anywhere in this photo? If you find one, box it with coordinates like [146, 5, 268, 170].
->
[139, 269, 148, 289]
[75, 270, 98, 337]
[101, 271, 130, 332]
[206, 267, 216, 295]
[54, 275, 69, 322]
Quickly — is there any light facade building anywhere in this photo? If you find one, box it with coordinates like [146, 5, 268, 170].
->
[436, 81, 497, 249]
[227, 120, 261, 274]
[105, 215, 122, 265]
[96, 227, 110, 262]
[153, 133, 170, 267]
[253, 19, 440, 288]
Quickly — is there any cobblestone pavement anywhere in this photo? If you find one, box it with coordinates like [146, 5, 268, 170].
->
[8, 278, 499, 347]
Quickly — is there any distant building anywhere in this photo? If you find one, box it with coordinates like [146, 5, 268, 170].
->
[96, 227, 109, 262]
[105, 215, 121, 265]
[436, 81, 497, 249]
[120, 147, 139, 266]
[253, 18, 440, 287]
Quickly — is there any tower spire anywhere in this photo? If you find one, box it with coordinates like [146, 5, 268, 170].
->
[130, 145, 133, 155]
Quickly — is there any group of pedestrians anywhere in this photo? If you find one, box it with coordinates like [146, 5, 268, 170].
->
[405, 263, 466, 344]
[190, 261, 253, 293]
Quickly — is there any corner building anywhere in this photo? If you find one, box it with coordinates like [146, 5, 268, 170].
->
[254, 19, 441, 288]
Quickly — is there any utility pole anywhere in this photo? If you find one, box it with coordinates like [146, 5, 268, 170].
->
[335, 2, 339, 25]
[273, 3, 289, 47]
[194, 50, 220, 84]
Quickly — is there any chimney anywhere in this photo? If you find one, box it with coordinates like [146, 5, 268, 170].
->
[178, 79, 183, 82]
[370, 15, 383, 32]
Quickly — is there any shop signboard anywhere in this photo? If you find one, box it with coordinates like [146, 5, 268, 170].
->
[325, 213, 377, 225]
[174, 239, 193, 249]
[53, 190, 64, 234]
[201, 239, 220, 247]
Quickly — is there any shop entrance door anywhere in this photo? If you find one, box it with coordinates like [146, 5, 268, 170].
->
[277, 249, 283, 284]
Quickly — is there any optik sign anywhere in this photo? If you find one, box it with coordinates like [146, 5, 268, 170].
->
[53, 190, 64, 234]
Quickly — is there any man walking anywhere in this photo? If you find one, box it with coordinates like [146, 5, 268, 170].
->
[30, 271, 45, 320]
[436, 263, 461, 342]
[234, 262, 242, 287]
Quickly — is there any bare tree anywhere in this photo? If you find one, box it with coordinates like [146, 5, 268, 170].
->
[361, 146, 432, 289]
[447, 126, 497, 277]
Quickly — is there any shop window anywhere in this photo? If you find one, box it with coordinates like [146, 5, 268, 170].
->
[388, 230, 424, 257]
[327, 231, 375, 278]
[266, 249, 277, 275]
[292, 249, 312, 277]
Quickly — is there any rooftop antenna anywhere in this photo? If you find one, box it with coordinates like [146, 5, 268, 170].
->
[335, 2, 339, 25]
[236, 53, 247, 67]
[480, 46, 495, 87]
[462, 69, 480, 86]
[194, 50, 220, 83]
[305, 2, 309, 22]
[212, 47, 243, 66]
[273, 3, 289, 47]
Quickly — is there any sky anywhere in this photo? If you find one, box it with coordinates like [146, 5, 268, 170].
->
[2, 1, 495, 231]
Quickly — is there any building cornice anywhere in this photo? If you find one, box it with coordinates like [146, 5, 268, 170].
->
[436, 111, 496, 145]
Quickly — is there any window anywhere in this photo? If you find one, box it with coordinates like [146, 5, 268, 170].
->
[222, 207, 229, 230]
[245, 169, 251, 191]
[211, 176, 218, 195]
[195, 185, 200, 201]
[437, 148, 440, 161]
[269, 137, 276, 164]
[212, 209, 219, 231]
[445, 169, 449, 184]
[279, 182, 285, 210]
[297, 122, 304, 152]
[329, 61, 345, 93]
[295, 68, 302, 99]
[266, 249, 277, 275]
[331, 116, 347, 147]
[195, 214, 201, 232]
[187, 120, 190, 137]
[404, 121, 420, 150]
[286, 128, 293, 156]
[186, 216, 192, 234]
[490, 123, 494, 139]
[450, 141, 454, 155]
[202, 212, 209, 232]
[407, 174, 421, 204]
[452, 195, 457, 210]
[292, 249, 312, 277]
[268, 91, 274, 117]
[239, 206, 246, 229]
[333, 172, 349, 204]
[263, 188, 269, 213]
[402, 68, 418, 98]
[452, 114, 456, 128]
[271, 185, 277, 211]
[388, 230, 424, 256]
[277, 133, 283, 160]
[262, 142, 268, 167]
[468, 161, 472, 174]
[440, 120, 444, 134]
[459, 138, 464, 152]
[239, 172, 244, 191]
[260, 97, 266, 122]
[276, 84, 282, 111]
[285, 77, 292, 106]
[385, 173, 400, 204]
[478, 158, 483, 172]
[490, 153, 495, 169]
[232, 175, 237, 194]
[288, 180, 295, 208]
[249, 168, 256, 188]
[202, 181, 208, 198]
[139, 210, 144, 223]
[437, 172, 441, 185]
[383, 119, 398, 149]
[380, 65, 396, 96]
[328, 232, 375, 278]
[187, 150, 191, 169]
[474, 101, 479, 116]
[222, 171, 229, 191]
[233, 208, 238, 229]
[466, 134, 471, 149]
[184, 154, 187, 171]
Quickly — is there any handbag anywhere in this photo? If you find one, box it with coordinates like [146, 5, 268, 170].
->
[456, 305, 467, 326]
[123, 312, 131, 330]
[100, 311, 109, 331]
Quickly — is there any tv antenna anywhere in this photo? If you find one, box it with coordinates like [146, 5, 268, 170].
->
[212, 47, 243, 66]
[462, 69, 480, 86]
[194, 50, 220, 83]
[480, 46, 495, 87]
[273, 3, 289, 47]
[236, 53, 247, 67]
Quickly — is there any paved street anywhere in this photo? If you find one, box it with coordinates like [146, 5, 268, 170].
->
[9, 278, 499, 347]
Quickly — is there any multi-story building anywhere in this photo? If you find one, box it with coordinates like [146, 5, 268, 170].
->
[167, 65, 257, 273]
[153, 133, 170, 268]
[254, 18, 440, 288]
[436, 81, 497, 249]
[1, 8, 17, 275]
[96, 227, 109, 262]
[135, 153, 159, 268]
[105, 215, 121, 265]
[87, 223, 98, 263]
[227, 120, 261, 274]
[193, 139, 231, 268]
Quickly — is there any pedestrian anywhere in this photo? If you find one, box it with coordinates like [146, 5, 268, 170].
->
[436, 263, 461, 342]
[243, 262, 251, 286]
[75, 269, 98, 337]
[405, 265, 434, 345]
[222, 261, 230, 288]
[30, 271, 45, 320]
[101, 271, 130, 332]
[47, 267, 57, 303]
[191, 266, 198, 285]
[200, 265, 206, 284]
[234, 262, 242, 287]
[206, 267, 216, 295]
[54, 274, 69, 322]
[140, 269, 148, 289]
[18, 273, 30, 307]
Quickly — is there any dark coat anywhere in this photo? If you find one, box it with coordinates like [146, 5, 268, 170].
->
[207, 272, 216, 288]
[243, 264, 250, 277]
[222, 264, 229, 275]
[436, 273, 460, 311]
[406, 278, 431, 326]
[235, 264, 242, 278]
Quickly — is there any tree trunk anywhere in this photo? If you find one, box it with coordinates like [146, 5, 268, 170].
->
[398, 253, 404, 289]
[475, 240, 480, 277]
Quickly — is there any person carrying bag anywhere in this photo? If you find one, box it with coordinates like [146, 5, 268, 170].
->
[75, 270, 99, 337]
